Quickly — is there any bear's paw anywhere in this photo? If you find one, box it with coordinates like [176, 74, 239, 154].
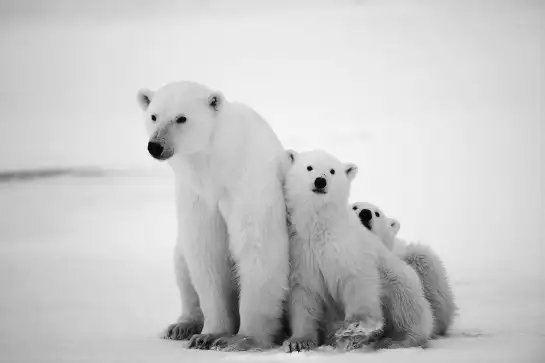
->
[187, 333, 224, 350]
[212, 335, 267, 352]
[334, 319, 383, 350]
[162, 321, 203, 341]
[282, 337, 319, 353]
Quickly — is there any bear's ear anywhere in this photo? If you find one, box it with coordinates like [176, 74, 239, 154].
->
[286, 149, 298, 164]
[208, 93, 222, 112]
[344, 163, 358, 182]
[137, 88, 154, 110]
[389, 218, 400, 236]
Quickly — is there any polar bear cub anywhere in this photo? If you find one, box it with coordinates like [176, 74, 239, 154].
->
[136, 81, 290, 352]
[352, 201, 457, 338]
[282, 149, 433, 352]
[282, 149, 384, 352]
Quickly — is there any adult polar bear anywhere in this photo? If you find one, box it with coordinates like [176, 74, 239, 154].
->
[136, 81, 290, 351]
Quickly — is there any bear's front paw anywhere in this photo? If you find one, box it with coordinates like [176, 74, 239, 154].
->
[282, 337, 318, 353]
[334, 319, 383, 351]
[211, 335, 265, 352]
[187, 333, 223, 350]
[162, 321, 203, 340]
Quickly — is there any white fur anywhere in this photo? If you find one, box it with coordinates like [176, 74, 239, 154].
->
[318, 199, 434, 349]
[282, 149, 385, 353]
[137, 81, 289, 350]
[351, 201, 457, 338]
[350, 202, 399, 250]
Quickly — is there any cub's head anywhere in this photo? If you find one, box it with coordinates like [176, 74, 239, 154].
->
[351, 201, 400, 250]
[284, 149, 358, 209]
[136, 81, 223, 160]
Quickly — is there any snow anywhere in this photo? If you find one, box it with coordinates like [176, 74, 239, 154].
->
[0, 175, 543, 362]
[0, 0, 543, 362]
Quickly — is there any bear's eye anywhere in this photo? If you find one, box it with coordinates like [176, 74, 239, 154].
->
[307, 166, 313, 171]
[176, 116, 187, 124]
[352, 206, 357, 211]
[330, 169, 335, 175]
[375, 212, 380, 217]
[151, 114, 156, 122]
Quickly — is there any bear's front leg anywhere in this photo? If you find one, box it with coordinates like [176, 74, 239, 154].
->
[282, 284, 321, 353]
[336, 272, 384, 351]
[283, 234, 323, 353]
[213, 202, 289, 352]
[162, 249, 203, 340]
[177, 197, 239, 350]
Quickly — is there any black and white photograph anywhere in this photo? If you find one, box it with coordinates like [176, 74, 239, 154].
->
[0, 0, 543, 362]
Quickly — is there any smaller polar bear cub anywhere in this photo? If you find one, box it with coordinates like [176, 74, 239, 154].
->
[352, 203, 400, 251]
[351, 202, 405, 255]
[283, 150, 385, 353]
[352, 201, 457, 338]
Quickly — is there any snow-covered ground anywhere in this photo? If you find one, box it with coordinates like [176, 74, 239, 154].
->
[0, 175, 543, 362]
[0, 0, 543, 362]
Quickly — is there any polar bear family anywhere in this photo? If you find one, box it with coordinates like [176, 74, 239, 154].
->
[136, 81, 456, 353]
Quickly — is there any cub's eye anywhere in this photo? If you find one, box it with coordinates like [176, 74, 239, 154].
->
[176, 116, 187, 124]
[352, 206, 358, 210]
[375, 212, 380, 217]
[330, 169, 336, 175]
[151, 114, 156, 122]
[307, 166, 313, 171]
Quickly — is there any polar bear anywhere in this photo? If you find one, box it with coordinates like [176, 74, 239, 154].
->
[351, 201, 457, 338]
[282, 150, 433, 352]
[136, 81, 290, 352]
[350, 202, 400, 252]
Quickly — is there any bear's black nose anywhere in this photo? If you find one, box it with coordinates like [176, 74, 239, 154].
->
[314, 177, 327, 189]
[358, 209, 373, 230]
[147, 141, 164, 159]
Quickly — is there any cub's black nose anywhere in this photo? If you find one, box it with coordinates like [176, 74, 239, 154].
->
[314, 177, 327, 189]
[358, 209, 373, 230]
[147, 141, 164, 159]
[359, 209, 372, 222]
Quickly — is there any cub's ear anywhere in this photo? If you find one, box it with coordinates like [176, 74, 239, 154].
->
[286, 149, 298, 164]
[208, 92, 222, 112]
[389, 218, 400, 236]
[344, 163, 358, 182]
[137, 88, 154, 110]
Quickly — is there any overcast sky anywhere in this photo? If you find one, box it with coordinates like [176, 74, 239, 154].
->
[0, 0, 542, 276]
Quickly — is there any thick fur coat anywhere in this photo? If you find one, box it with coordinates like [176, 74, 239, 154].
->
[283, 150, 432, 352]
[137, 81, 290, 351]
[352, 201, 457, 338]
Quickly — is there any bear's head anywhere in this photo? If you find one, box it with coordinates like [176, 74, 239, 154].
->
[284, 149, 358, 210]
[351, 201, 400, 250]
[136, 81, 223, 160]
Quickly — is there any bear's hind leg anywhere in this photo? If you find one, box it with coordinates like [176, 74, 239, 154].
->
[403, 244, 457, 337]
[162, 250, 203, 340]
[379, 263, 433, 349]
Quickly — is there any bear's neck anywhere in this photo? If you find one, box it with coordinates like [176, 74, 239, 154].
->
[169, 152, 216, 192]
[289, 201, 348, 238]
